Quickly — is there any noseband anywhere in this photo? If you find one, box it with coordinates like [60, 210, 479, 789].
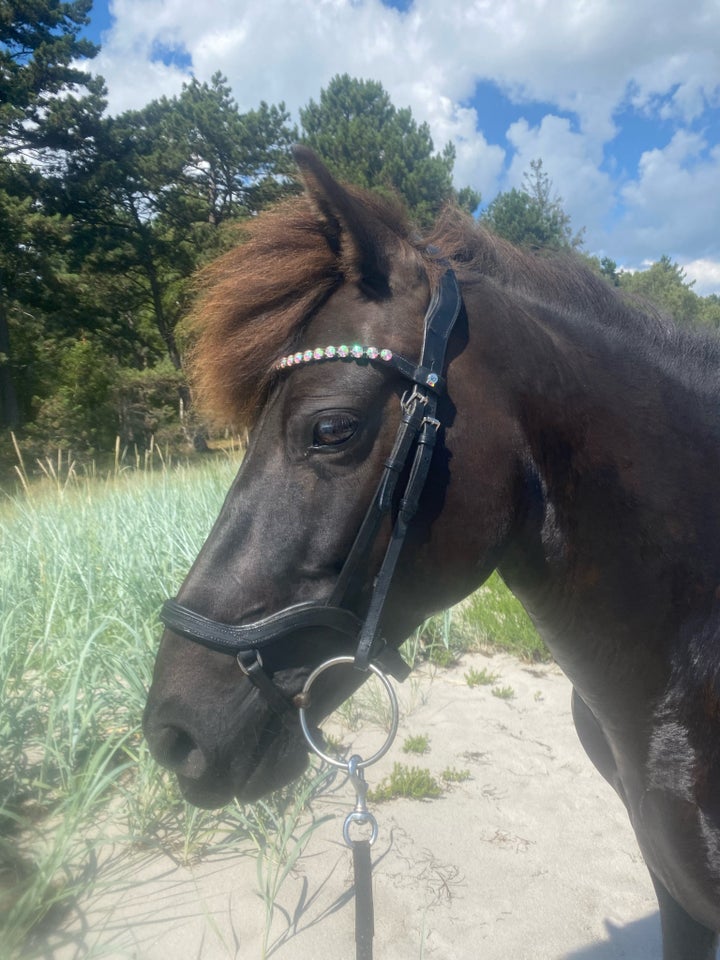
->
[160, 267, 463, 713]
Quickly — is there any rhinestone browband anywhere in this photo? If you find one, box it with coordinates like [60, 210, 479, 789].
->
[275, 344, 393, 370]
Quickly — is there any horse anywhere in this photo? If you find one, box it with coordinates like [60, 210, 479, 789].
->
[143, 146, 720, 959]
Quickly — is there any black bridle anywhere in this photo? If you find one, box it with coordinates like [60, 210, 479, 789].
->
[160, 267, 463, 712]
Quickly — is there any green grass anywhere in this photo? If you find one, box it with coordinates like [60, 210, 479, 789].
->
[402, 734, 430, 755]
[403, 572, 548, 667]
[367, 763, 443, 803]
[0, 449, 254, 953]
[0, 442, 547, 954]
[441, 767, 471, 784]
[465, 666, 500, 687]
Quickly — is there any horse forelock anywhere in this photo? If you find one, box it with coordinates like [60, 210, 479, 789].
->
[188, 187, 433, 429]
[187, 198, 341, 428]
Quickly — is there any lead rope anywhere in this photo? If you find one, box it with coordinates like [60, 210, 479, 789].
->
[298, 656, 399, 960]
[346, 757, 375, 960]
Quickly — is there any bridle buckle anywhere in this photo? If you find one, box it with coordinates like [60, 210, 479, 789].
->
[401, 385, 430, 414]
[422, 415, 441, 432]
[236, 649, 263, 675]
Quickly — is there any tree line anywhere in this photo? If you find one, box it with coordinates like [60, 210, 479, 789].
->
[2, 0, 718, 462]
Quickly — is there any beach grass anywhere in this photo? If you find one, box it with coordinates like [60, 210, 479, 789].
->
[0, 445, 545, 954]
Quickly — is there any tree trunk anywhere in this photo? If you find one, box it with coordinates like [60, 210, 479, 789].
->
[0, 295, 20, 429]
[144, 258, 182, 370]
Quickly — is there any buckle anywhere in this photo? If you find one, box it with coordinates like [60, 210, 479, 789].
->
[401, 386, 430, 414]
[236, 649, 263, 675]
[421, 416, 441, 431]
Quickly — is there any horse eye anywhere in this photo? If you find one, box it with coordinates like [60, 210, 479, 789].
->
[312, 414, 359, 447]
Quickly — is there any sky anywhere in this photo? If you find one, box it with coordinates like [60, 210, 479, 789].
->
[79, 0, 720, 295]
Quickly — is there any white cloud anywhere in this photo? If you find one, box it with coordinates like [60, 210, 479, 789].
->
[88, 0, 720, 293]
[616, 133, 720, 264]
[683, 259, 720, 298]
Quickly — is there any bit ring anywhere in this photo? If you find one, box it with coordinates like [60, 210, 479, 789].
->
[298, 655, 399, 769]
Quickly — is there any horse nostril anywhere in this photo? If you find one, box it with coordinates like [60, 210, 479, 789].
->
[153, 724, 208, 780]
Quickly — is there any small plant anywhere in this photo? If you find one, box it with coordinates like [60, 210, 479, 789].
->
[465, 666, 499, 687]
[368, 763, 442, 803]
[492, 685, 516, 700]
[403, 734, 430, 755]
[441, 767, 471, 783]
[428, 644, 456, 668]
[321, 731, 347, 755]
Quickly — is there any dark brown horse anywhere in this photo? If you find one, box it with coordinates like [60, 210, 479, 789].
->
[144, 148, 720, 959]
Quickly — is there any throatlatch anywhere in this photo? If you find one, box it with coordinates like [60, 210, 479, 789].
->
[159, 266, 463, 709]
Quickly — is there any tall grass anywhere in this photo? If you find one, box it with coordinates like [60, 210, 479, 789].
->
[0, 444, 545, 955]
[403, 573, 547, 667]
[0, 449, 247, 954]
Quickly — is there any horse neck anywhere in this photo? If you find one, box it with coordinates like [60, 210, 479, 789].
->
[463, 281, 720, 719]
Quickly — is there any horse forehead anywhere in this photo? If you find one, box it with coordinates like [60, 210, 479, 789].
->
[306, 279, 428, 349]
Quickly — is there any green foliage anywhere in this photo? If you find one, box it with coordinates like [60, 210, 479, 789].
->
[0, 0, 101, 157]
[368, 763, 443, 802]
[700, 294, 720, 330]
[300, 74, 480, 227]
[62, 73, 297, 371]
[599, 256, 621, 286]
[30, 337, 120, 453]
[441, 767, 471, 783]
[115, 361, 187, 449]
[462, 574, 549, 662]
[491, 685, 516, 700]
[619, 255, 701, 327]
[483, 158, 584, 252]
[465, 666, 500, 687]
[0, 454, 251, 949]
[403, 573, 548, 667]
[402, 734, 430, 755]
[0, 0, 105, 430]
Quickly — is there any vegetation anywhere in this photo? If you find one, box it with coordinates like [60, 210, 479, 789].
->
[465, 666, 500, 687]
[481, 158, 584, 251]
[408, 575, 549, 665]
[441, 767, 471, 784]
[0, 449, 549, 951]
[402, 734, 431, 755]
[368, 763, 443, 803]
[300, 73, 481, 227]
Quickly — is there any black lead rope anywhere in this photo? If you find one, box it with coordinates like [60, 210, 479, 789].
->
[353, 838, 374, 960]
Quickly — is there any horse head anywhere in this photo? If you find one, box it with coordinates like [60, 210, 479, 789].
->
[143, 148, 524, 806]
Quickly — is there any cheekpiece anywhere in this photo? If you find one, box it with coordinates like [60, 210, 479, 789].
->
[275, 345, 394, 371]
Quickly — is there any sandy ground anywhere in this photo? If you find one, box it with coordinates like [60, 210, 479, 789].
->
[35, 653, 665, 960]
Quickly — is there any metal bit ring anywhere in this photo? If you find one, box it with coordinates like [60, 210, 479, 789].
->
[298, 655, 399, 769]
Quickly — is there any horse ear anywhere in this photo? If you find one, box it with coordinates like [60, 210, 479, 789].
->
[293, 145, 393, 299]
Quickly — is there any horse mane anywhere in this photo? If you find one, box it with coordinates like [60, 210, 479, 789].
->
[188, 186, 716, 430]
[427, 207, 720, 400]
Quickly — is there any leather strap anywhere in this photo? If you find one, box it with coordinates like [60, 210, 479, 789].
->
[160, 598, 362, 654]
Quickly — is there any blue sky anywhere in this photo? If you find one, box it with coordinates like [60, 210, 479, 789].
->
[80, 0, 720, 294]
